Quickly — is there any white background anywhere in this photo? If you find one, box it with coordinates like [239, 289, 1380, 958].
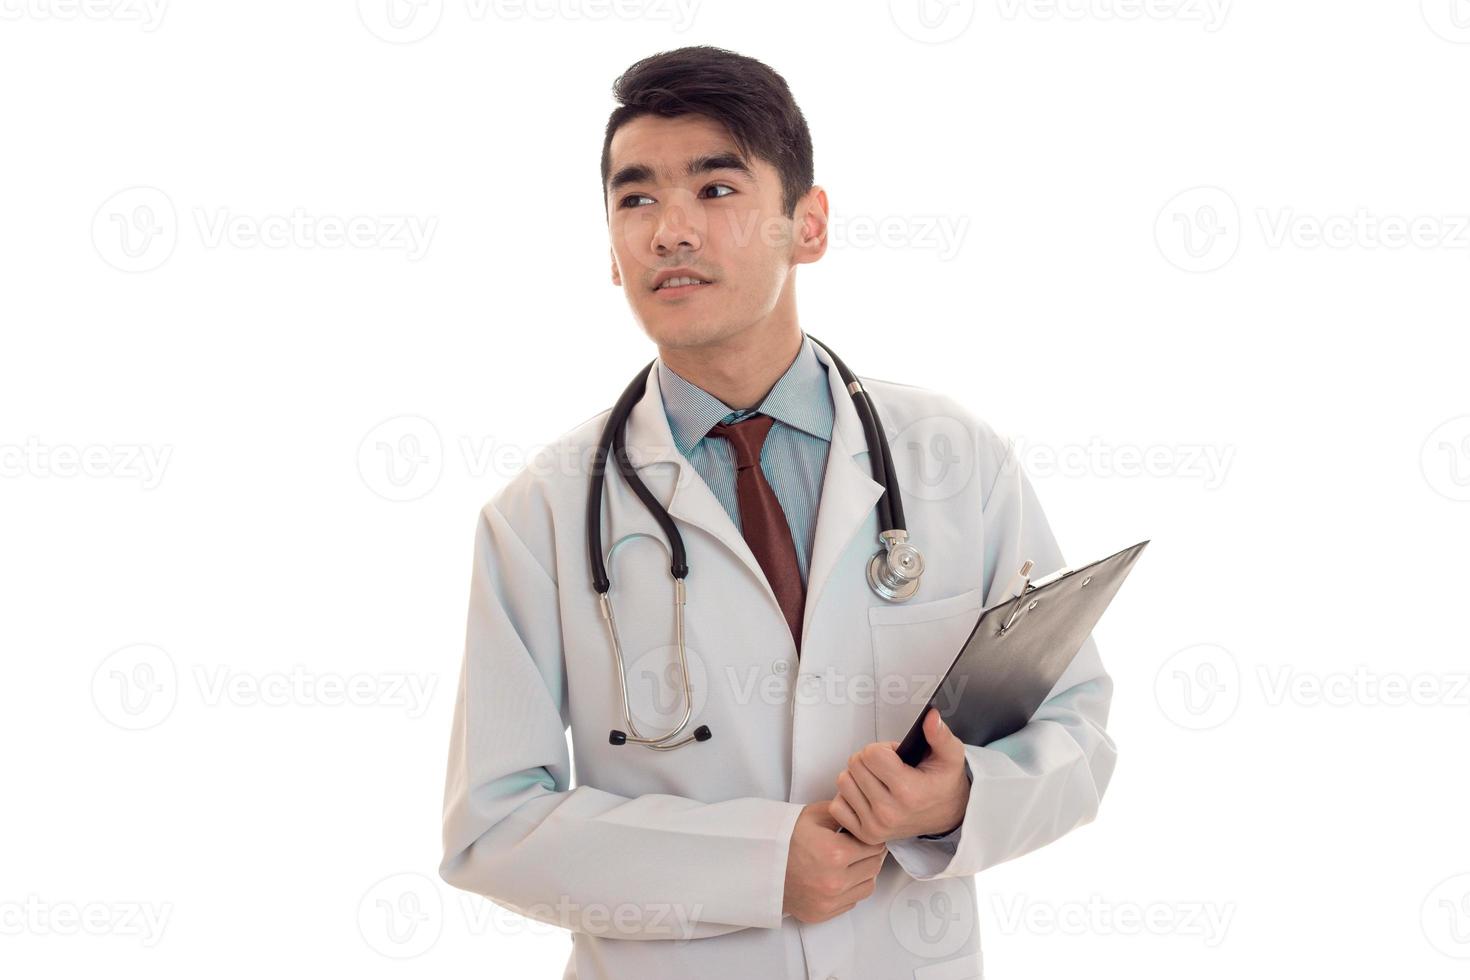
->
[4, 0, 1470, 977]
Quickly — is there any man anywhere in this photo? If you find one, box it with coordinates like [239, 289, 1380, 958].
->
[438, 45, 1117, 979]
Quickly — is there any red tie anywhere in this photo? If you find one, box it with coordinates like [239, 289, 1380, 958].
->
[707, 414, 806, 652]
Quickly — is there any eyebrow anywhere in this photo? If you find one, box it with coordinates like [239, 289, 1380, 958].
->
[607, 152, 756, 195]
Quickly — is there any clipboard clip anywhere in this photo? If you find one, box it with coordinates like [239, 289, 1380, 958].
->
[997, 560, 1034, 635]
[996, 559, 1092, 635]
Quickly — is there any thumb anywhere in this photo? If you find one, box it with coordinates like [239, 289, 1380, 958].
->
[919, 708, 965, 769]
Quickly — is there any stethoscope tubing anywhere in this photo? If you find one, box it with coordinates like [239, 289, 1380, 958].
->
[585, 336, 911, 750]
[587, 337, 902, 597]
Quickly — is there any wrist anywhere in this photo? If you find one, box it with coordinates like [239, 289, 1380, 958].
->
[931, 772, 970, 836]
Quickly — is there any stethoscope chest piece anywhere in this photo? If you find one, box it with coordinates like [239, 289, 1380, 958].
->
[867, 528, 924, 602]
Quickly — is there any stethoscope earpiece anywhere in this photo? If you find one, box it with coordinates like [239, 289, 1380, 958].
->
[588, 336, 923, 750]
[611, 724, 710, 747]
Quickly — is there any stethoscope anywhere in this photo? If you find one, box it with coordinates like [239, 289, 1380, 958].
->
[586, 336, 924, 751]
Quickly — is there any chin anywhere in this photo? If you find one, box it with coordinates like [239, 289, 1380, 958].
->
[639, 316, 729, 350]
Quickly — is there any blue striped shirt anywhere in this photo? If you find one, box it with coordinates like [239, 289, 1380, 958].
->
[656, 333, 833, 586]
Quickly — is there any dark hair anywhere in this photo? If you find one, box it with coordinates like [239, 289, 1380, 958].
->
[601, 46, 814, 219]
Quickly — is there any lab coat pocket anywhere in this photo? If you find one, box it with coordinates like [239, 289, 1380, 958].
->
[868, 586, 984, 744]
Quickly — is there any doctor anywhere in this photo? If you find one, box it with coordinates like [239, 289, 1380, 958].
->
[438, 45, 1118, 979]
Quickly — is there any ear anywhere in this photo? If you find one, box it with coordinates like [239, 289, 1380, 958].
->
[610, 248, 622, 287]
[791, 185, 830, 266]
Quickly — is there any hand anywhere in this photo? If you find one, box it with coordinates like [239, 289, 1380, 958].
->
[782, 800, 888, 924]
[830, 707, 969, 844]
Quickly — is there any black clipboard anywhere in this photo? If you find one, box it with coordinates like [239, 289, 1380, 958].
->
[894, 539, 1149, 767]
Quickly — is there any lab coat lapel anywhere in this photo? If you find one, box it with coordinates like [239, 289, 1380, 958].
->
[621, 363, 775, 599]
[620, 347, 886, 651]
[801, 341, 886, 644]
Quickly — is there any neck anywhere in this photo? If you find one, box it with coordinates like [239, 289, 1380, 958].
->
[659, 320, 804, 411]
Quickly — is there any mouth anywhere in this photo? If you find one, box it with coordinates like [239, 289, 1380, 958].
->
[653, 275, 715, 298]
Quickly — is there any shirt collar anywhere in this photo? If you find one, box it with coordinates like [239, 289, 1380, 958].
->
[657, 332, 835, 456]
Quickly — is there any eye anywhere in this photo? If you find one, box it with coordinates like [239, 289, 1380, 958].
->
[617, 183, 736, 210]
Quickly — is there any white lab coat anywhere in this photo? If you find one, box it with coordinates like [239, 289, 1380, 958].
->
[438, 341, 1118, 980]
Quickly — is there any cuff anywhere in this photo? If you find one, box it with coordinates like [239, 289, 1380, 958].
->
[886, 756, 973, 877]
[917, 758, 973, 839]
[763, 801, 806, 928]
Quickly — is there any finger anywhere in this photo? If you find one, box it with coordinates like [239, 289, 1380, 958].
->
[841, 831, 888, 860]
[860, 743, 908, 785]
[831, 795, 885, 852]
[847, 849, 887, 879]
[829, 795, 862, 839]
[836, 767, 876, 828]
[848, 755, 894, 803]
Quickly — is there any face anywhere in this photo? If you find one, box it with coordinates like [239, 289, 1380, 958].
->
[606, 113, 827, 351]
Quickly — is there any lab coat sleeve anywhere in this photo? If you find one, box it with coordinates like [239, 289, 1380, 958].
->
[886, 435, 1119, 881]
[438, 495, 805, 940]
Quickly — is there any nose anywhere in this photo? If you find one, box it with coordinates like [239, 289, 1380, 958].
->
[650, 189, 705, 255]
